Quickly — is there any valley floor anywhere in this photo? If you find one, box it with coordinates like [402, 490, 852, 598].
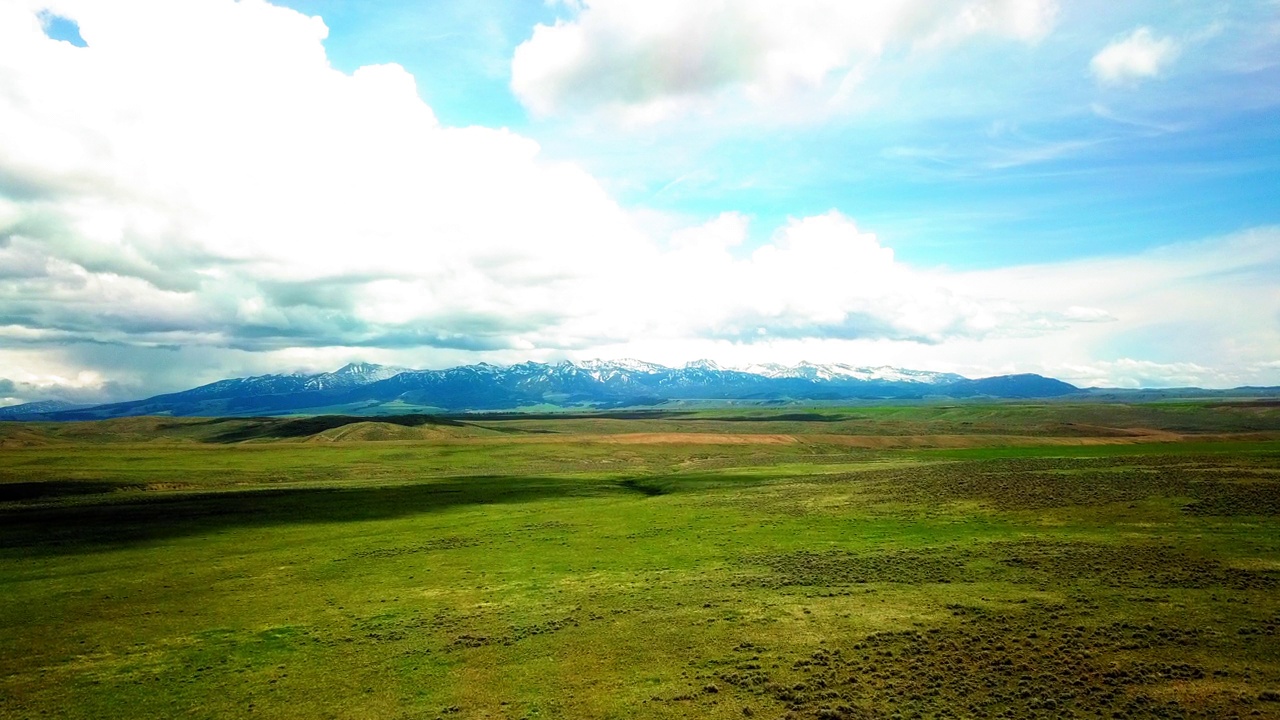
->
[1, 402, 1279, 719]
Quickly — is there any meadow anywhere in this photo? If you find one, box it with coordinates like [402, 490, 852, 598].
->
[1, 401, 1279, 719]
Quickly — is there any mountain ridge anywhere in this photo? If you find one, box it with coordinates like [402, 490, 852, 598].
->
[1, 359, 1089, 420]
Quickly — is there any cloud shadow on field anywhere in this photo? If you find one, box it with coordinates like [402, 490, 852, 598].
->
[713, 412, 848, 422]
[170, 412, 697, 442]
[0, 480, 129, 502]
[193, 415, 470, 442]
[0, 465, 783, 557]
[0, 474, 628, 557]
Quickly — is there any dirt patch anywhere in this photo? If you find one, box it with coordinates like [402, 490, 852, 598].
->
[587, 433, 800, 445]
[142, 482, 199, 492]
[807, 433, 1197, 449]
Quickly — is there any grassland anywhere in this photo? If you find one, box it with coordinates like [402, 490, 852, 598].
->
[2, 401, 1279, 719]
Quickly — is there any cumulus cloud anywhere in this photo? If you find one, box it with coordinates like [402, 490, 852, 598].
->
[641, 212, 989, 343]
[511, 0, 1058, 120]
[939, 227, 1280, 387]
[1, 0, 1276, 398]
[564, 210, 1196, 358]
[1090, 27, 1180, 85]
[5, 0, 1055, 368]
[0, 0, 647, 354]
[0, 362, 118, 406]
[586, 224, 1280, 389]
[1056, 359, 1222, 389]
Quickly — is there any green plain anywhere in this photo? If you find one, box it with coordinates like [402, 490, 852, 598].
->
[1, 402, 1278, 719]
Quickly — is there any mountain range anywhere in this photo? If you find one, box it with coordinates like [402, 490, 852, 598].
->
[0, 359, 1087, 420]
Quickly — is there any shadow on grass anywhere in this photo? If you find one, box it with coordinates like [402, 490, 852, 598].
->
[0, 480, 129, 502]
[618, 478, 666, 497]
[171, 412, 697, 443]
[713, 413, 848, 423]
[201, 415, 470, 443]
[0, 476, 620, 556]
[0, 470, 764, 556]
[460, 410, 693, 420]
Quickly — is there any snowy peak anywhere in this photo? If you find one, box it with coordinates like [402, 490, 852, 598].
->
[684, 359, 725, 372]
[334, 362, 381, 377]
[542, 359, 964, 385]
[24, 358, 1081, 421]
[734, 362, 963, 384]
[575, 358, 668, 382]
[843, 366, 966, 384]
[577, 358, 666, 374]
[304, 362, 405, 390]
[739, 362, 793, 377]
[0, 400, 90, 419]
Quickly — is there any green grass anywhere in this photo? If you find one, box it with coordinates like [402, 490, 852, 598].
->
[2, 405, 1279, 718]
[920, 438, 1280, 460]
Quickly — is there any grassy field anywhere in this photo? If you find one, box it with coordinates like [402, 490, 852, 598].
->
[2, 402, 1279, 719]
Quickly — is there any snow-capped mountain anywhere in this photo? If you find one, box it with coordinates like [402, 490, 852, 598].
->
[0, 400, 90, 419]
[303, 362, 408, 391]
[738, 361, 963, 384]
[576, 358, 667, 381]
[12, 359, 1081, 420]
[163, 362, 406, 400]
[843, 366, 964, 384]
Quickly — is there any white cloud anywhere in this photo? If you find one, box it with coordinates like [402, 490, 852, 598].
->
[1062, 306, 1115, 323]
[0, 0, 648, 352]
[562, 210, 1235, 358]
[1055, 359, 1221, 389]
[935, 227, 1280, 386]
[8, 0, 1061, 369]
[568, 223, 1280, 389]
[511, 0, 1058, 120]
[0, 346, 118, 405]
[0, 0, 1277, 400]
[1090, 27, 1180, 85]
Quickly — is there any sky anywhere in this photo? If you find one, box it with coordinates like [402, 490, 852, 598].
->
[1, 0, 1278, 406]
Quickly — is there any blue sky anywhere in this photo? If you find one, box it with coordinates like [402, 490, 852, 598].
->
[0, 0, 1278, 404]
[283, 0, 1280, 266]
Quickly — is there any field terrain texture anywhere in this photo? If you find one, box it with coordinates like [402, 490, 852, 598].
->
[2, 401, 1280, 719]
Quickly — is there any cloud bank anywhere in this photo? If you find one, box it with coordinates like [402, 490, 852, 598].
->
[0, 0, 1276, 404]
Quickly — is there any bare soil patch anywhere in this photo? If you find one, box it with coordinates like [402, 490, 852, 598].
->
[586, 432, 801, 445]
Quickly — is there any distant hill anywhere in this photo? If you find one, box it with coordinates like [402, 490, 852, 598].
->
[0, 400, 90, 420]
[0, 359, 1091, 420]
[945, 374, 1079, 399]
